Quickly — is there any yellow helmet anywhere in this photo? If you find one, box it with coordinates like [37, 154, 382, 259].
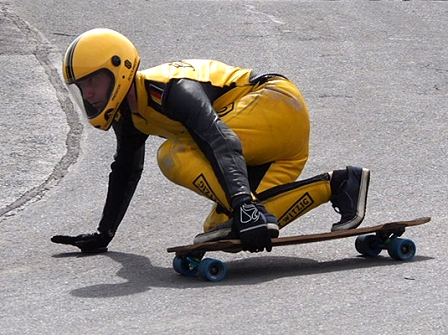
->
[62, 28, 140, 130]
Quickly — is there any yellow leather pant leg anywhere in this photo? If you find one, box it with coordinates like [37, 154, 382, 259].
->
[158, 136, 236, 232]
[199, 174, 332, 232]
[260, 175, 332, 229]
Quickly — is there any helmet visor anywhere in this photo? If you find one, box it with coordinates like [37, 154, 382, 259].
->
[66, 69, 115, 119]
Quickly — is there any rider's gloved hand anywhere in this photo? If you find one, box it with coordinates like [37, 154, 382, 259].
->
[232, 196, 272, 253]
[51, 231, 112, 253]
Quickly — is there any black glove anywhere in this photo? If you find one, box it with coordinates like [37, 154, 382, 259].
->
[233, 198, 272, 253]
[51, 232, 112, 253]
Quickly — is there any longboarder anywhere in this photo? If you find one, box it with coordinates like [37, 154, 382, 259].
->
[51, 28, 370, 254]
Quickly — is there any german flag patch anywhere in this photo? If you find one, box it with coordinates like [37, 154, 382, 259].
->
[149, 84, 164, 105]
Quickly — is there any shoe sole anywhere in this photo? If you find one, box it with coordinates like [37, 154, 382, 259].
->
[193, 227, 233, 244]
[194, 223, 279, 244]
[331, 167, 370, 232]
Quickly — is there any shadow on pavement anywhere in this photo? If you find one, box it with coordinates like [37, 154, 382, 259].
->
[51, 251, 433, 298]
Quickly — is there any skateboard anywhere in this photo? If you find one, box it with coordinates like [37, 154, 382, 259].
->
[167, 217, 430, 282]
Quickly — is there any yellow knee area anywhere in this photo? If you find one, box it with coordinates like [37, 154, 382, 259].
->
[157, 137, 189, 184]
[157, 137, 230, 208]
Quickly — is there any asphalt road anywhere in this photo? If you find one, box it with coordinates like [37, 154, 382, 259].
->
[1, 1, 447, 334]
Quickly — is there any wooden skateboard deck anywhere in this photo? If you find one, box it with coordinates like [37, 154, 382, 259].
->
[167, 217, 430, 282]
[168, 217, 430, 255]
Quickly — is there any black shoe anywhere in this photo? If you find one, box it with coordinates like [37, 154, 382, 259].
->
[330, 166, 370, 231]
[193, 219, 237, 244]
[193, 215, 279, 244]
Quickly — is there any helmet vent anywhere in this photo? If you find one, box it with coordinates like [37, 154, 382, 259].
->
[111, 56, 121, 66]
[104, 108, 115, 121]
